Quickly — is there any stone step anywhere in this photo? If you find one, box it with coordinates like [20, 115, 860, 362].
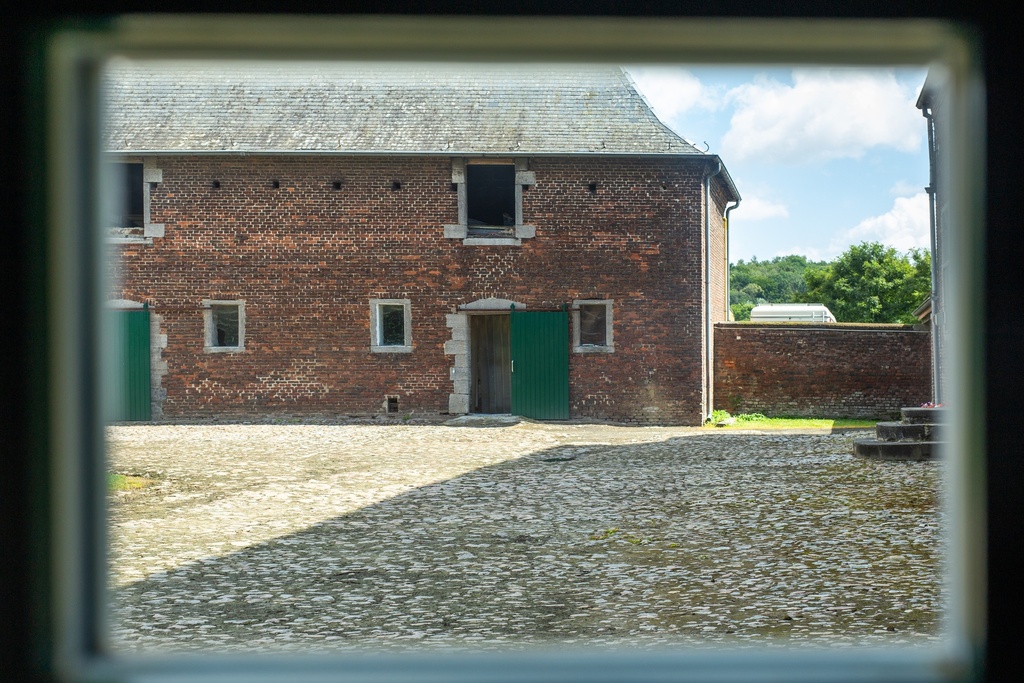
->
[853, 438, 941, 461]
[875, 421, 943, 442]
[901, 406, 948, 425]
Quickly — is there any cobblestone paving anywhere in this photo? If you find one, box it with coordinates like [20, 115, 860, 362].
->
[106, 417, 946, 653]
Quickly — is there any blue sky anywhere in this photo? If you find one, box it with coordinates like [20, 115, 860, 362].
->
[625, 66, 931, 265]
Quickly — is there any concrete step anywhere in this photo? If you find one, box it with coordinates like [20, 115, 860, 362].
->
[854, 438, 940, 461]
[901, 406, 948, 425]
[875, 421, 943, 442]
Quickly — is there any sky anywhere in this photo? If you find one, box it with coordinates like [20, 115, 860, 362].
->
[624, 66, 931, 265]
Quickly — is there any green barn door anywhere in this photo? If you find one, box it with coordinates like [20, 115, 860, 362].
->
[510, 310, 569, 419]
[114, 306, 151, 421]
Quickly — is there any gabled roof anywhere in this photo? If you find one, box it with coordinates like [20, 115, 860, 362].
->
[102, 61, 703, 156]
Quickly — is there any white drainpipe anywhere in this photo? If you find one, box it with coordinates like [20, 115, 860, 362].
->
[724, 199, 741, 321]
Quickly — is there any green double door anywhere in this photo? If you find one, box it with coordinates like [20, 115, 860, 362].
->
[470, 310, 568, 420]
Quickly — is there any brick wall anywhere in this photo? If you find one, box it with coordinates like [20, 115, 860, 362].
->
[714, 322, 932, 419]
[112, 155, 723, 424]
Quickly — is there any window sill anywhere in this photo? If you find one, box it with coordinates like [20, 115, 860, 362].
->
[444, 224, 535, 242]
[574, 344, 615, 354]
[107, 236, 155, 245]
[371, 345, 413, 354]
[203, 345, 244, 354]
[463, 237, 523, 246]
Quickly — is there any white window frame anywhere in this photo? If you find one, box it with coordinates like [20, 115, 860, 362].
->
[370, 298, 412, 353]
[202, 299, 245, 353]
[573, 299, 615, 353]
[38, 15, 985, 683]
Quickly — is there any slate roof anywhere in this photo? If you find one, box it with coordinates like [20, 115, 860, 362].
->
[102, 61, 703, 156]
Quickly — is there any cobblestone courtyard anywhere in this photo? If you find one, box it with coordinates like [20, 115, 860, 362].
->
[107, 418, 946, 653]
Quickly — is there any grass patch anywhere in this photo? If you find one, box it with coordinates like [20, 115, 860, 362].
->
[706, 412, 876, 430]
[108, 473, 157, 492]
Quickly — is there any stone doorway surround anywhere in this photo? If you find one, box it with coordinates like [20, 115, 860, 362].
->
[445, 298, 525, 415]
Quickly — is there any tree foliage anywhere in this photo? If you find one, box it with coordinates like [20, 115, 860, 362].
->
[729, 254, 827, 320]
[800, 242, 931, 323]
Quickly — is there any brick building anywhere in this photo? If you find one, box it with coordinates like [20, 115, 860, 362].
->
[103, 62, 740, 424]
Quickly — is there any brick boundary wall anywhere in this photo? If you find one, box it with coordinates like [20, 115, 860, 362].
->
[714, 322, 933, 420]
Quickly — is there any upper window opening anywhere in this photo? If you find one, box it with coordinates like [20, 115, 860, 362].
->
[112, 162, 144, 228]
[467, 164, 515, 233]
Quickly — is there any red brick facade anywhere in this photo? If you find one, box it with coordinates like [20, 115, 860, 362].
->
[714, 322, 933, 419]
[112, 155, 732, 425]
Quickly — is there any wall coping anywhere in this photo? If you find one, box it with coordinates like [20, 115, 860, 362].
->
[716, 322, 924, 332]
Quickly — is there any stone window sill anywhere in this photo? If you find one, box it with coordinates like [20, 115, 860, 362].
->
[371, 345, 413, 354]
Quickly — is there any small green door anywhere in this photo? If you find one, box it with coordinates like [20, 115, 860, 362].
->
[510, 310, 569, 419]
[113, 306, 151, 421]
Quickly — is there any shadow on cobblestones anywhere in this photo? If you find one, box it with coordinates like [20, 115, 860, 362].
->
[107, 425, 945, 653]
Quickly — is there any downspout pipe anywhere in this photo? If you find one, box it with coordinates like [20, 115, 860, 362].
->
[923, 105, 940, 403]
[704, 160, 723, 422]
[724, 199, 741, 321]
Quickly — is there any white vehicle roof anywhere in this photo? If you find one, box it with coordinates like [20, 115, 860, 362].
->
[749, 303, 836, 322]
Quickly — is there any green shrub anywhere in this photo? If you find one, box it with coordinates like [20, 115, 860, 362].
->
[707, 409, 731, 425]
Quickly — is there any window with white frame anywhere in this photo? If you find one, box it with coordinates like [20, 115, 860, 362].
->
[203, 299, 245, 353]
[370, 298, 412, 353]
[573, 299, 614, 352]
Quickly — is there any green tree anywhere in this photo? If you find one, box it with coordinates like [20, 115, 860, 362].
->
[731, 301, 755, 321]
[801, 242, 931, 323]
[730, 254, 827, 320]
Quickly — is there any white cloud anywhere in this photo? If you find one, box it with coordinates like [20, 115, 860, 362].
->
[734, 195, 789, 221]
[890, 179, 924, 197]
[767, 193, 929, 262]
[721, 69, 924, 164]
[625, 67, 720, 120]
[837, 192, 931, 254]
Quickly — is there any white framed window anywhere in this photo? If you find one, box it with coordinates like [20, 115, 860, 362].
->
[203, 299, 245, 353]
[573, 299, 614, 353]
[33, 15, 985, 683]
[370, 298, 412, 353]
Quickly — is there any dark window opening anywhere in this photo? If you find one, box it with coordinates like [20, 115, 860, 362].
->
[332, 180, 342, 190]
[386, 396, 399, 413]
[379, 304, 405, 346]
[211, 179, 221, 189]
[271, 179, 280, 189]
[391, 180, 402, 191]
[588, 182, 597, 194]
[111, 162, 144, 228]
[579, 304, 607, 346]
[212, 305, 240, 347]
[467, 164, 515, 235]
